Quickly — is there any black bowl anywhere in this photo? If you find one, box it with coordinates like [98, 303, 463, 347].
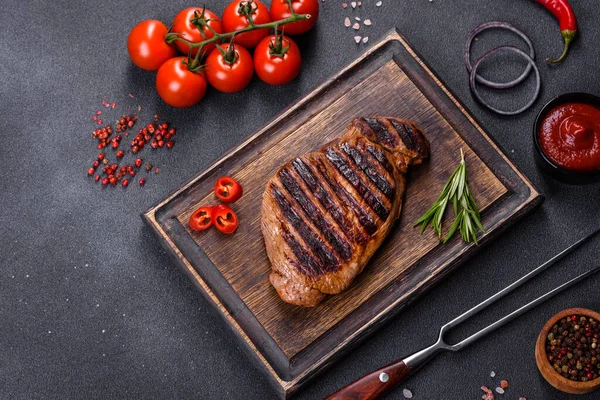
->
[533, 92, 600, 185]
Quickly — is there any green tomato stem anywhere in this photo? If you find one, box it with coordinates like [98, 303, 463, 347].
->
[166, 13, 310, 50]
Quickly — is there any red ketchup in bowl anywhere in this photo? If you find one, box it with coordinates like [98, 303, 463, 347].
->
[538, 103, 600, 172]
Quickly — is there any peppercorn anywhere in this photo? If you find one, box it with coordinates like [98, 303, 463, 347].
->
[139, 178, 146, 186]
[116, 150, 124, 158]
[122, 179, 129, 187]
[134, 158, 143, 168]
[546, 314, 600, 382]
[87, 167, 95, 176]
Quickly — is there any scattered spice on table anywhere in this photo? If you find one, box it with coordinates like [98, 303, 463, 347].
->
[481, 374, 527, 399]
[86, 97, 176, 189]
[545, 314, 599, 381]
[481, 386, 494, 400]
[341, 0, 379, 45]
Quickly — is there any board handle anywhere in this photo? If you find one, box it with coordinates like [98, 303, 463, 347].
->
[325, 360, 411, 400]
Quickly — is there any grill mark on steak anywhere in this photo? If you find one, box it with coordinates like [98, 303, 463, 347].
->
[314, 157, 378, 235]
[278, 167, 353, 261]
[340, 142, 394, 199]
[292, 158, 367, 245]
[271, 185, 340, 274]
[280, 225, 321, 277]
[366, 144, 393, 173]
[325, 148, 390, 221]
[363, 118, 398, 148]
[391, 120, 419, 152]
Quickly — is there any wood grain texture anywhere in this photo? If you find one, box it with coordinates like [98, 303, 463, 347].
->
[325, 360, 412, 400]
[179, 59, 505, 358]
[143, 30, 543, 398]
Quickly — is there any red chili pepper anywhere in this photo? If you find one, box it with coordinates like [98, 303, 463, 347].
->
[213, 204, 239, 234]
[535, 0, 577, 63]
[189, 206, 214, 231]
[214, 176, 243, 203]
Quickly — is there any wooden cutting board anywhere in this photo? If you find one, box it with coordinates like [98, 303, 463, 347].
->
[143, 29, 543, 398]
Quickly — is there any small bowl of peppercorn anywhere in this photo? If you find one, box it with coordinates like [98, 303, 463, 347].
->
[536, 308, 600, 394]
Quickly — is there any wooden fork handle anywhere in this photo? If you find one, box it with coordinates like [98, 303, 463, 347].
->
[325, 360, 411, 400]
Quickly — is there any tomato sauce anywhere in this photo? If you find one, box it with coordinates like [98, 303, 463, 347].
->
[538, 102, 600, 172]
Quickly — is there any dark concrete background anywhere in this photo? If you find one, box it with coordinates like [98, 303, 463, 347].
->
[1, 0, 599, 399]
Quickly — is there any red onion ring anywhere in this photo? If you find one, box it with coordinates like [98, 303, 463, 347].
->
[469, 46, 541, 116]
[465, 21, 535, 90]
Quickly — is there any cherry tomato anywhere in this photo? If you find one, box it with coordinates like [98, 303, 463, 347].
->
[205, 44, 254, 93]
[270, 0, 319, 35]
[213, 204, 239, 234]
[222, 0, 272, 48]
[254, 34, 301, 85]
[172, 8, 223, 57]
[214, 176, 243, 203]
[156, 57, 207, 108]
[127, 20, 177, 71]
[189, 206, 214, 231]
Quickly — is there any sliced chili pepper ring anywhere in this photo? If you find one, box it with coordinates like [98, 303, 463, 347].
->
[213, 204, 239, 234]
[189, 206, 214, 231]
[465, 21, 535, 89]
[214, 176, 243, 203]
[469, 46, 541, 116]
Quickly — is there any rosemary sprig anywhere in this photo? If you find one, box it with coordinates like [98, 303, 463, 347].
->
[414, 149, 484, 244]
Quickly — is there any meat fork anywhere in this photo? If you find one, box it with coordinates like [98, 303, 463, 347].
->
[327, 228, 600, 400]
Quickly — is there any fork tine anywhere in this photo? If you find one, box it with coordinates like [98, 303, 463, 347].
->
[450, 265, 600, 351]
[439, 227, 600, 335]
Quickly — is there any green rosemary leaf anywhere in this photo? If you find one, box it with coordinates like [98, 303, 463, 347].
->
[452, 195, 458, 215]
[443, 211, 462, 243]
[414, 149, 485, 244]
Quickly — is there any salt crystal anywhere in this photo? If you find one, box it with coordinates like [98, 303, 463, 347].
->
[376, 1, 382, 6]
[362, 37, 369, 43]
[355, 17, 361, 21]
[403, 388, 413, 398]
[351, 1, 357, 9]
[344, 17, 351, 27]
[354, 36, 362, 44]
[495, 387, 505, 394]
[490, 371, 496, 377]
[352, 23, 360, 30]
[364, 19, 372, 26]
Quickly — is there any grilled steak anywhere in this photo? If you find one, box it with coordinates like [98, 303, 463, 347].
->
[261, 117, 430, 307]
